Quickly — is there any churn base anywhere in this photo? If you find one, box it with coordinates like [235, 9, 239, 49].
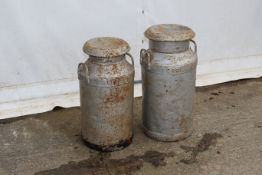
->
[82, 135, 133, 152]
[142, 125, 192, 142]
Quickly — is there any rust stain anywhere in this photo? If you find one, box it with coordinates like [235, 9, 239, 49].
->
[104, 87, 127, 103]
[126, 136, 132, 145]
[110, 79, 119, 86]
[103, 78, 132, 103]
[111, 64, 118, 74]
[84, 134, 133, 152]
[123, 84, 130, 93]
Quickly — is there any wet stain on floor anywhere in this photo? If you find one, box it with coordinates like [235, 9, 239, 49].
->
[35, 150, 175, 175]
[210, 92, 219, 96]
[254, 122, 262, 128]
[180, 133, 222, 164]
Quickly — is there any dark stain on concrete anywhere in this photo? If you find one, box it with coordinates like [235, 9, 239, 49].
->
[142, 151, 175, 167]
[209, 97, 214, 100]
[254, 122, 262, 128]
[210, 92, 219, 96]
[180, 133, 222, 164]
[35, 150, 174, 175]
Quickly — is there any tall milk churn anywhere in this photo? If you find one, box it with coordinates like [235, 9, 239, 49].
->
[140, 24, 198, 141]
[78, 37, 135, 151]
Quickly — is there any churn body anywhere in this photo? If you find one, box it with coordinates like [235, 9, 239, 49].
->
[78, 37, 134, 151]
[141, 24, 198, 141]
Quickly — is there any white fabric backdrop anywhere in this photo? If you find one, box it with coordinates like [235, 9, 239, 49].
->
[1, 0, 262, 118]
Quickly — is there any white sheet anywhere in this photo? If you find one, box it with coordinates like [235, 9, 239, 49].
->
[0, 0, 262, 118]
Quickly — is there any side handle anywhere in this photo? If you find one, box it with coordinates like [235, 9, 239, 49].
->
[125, 52, 134, 67]
[189, 39, 197, 53]
[78, 63, 89, 83]
[140, 49, 151, 70]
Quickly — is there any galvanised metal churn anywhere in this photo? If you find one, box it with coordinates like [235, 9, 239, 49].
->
[78, 37, 134, 151]
[140, 24, 198, 141]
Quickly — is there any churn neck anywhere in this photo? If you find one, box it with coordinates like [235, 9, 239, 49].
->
[89, 55, 125, 63]
[149, 40, 189, 53]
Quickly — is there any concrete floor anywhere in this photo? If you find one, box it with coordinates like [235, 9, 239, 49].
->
[1, 78, 262, 175]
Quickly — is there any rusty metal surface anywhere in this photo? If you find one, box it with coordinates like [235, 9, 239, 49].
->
[144, 24, 195, 42]
[78, 38, 134, 151]
[141, 32, 197, 141]
[83, 37, 130, 57]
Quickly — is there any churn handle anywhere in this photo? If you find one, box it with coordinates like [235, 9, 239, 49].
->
[140, 49, 151, 70]
[189, 39, 197, 53]
[78, 63, 89, 83]
[125, 53, 134, 66]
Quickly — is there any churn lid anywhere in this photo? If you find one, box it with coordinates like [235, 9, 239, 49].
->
[144, 24, 195, 42]
[83, 37, 130, 57]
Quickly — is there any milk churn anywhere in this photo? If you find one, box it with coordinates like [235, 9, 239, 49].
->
[78, 37, 134, 151]
[140, 24, 197, 141]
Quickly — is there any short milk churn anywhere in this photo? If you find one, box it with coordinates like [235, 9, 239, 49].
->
[140, 24, 197, 141]
[78, 37, 134, 151]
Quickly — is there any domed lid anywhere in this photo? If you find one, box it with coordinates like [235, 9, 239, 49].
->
[144, 24, 195, 41]
[83, 37, 130, 57]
